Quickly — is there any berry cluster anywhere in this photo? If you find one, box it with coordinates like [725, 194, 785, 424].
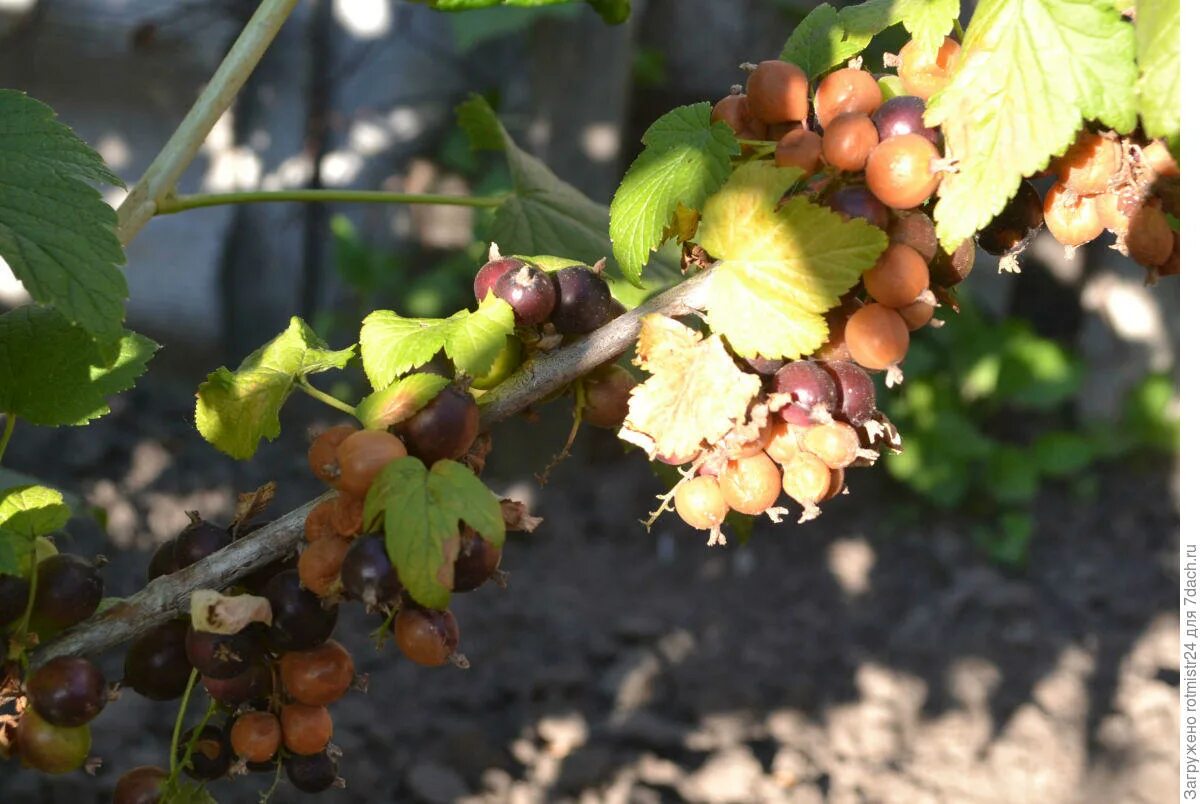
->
[1, 546, 107, 776]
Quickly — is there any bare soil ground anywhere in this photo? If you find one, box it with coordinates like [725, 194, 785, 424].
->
[0, 376, 1179, 804]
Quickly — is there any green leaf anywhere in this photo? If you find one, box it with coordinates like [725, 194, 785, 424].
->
[0, 469, 87, 518]
[1135, 0, 1179, 145]
[359, 294, 515, 391]
[195, 317, 356, 459]
[447, 5, 580, 51]
[456, 94, 680, 305]
[586, 0, 630, 24]
[973, 511, 1034, 568]
[0, 485, 70, 538]
[985, 445, 1041, 504]
[926, 0, 1137, 249]
[0, 90, 127, 356]
[1122, 371, 1179, 452]
[696, 162, 887, 359]
[364, 457, 505, 610]
[160, 777, 218, 804]
[0, 305, 158, 426]
[0, 527, 34, 578]
[417, 0, 627, 21]
[609, 103, 738, 283]
[994, 330, 1081, 409]
[1032, 431, 1095, 478]
[355, 373, 451, 430]
[779, 4, 873, 78]
[840, 0, 960, 57]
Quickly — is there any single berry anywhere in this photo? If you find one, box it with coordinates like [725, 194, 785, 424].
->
[976, 179, 1044, 256]
[0, 573, 31, 630]
[304, 498, 340, 543]
[285, 751, 341, 793]
[1043, 181, 1103, 248]
[845, 304, 910, 370]
[307, 424, 357, 486]
[341, 534, 404, 610]
[330, 492, 364, 538]
[871, 95, 939, 146]
[582, 364, 636, 428]
[865, 133, 942, 209]
[397, 386, 480, 465]
[674, 475, 729, 531]
[551, 266, 613, 334]
[1054, 131, 1121, 195]
[230, 711, 281, 763]
[899, 299, 936, 330]
[821, 112, 879, 172]
[280, 640, 355, 705]
[334, 429, 408, 498]
[473, 257, 526, 301]
[814, 68, 883, 128]
[176, 724, 232, 780]
[147, 538, 178, 582]
[782, 452, 834, 505]
[298, 535, 351, 597]
[30, 554, 103, 635]
[774, 128, 823, 173]
[201, 659, 274, 707]
[174, 514, 232, 570]
[896, 36, 960, 100]
[1140, 139, 1179, 179]
[113, 766, 168, 804]
[829, 186, 890, 230]
[772, 360, 837, 425]
[124, 619, 192, 700]
[453, 528, 503, 593]
[394, 607, 462, 667]
[717, 452, 782, 515]
[887, 211, 938, 262]
[930, 239, 976, 286]
[746, 60, 810, 125]
[185, 626, 260, 680]
[15, 707, 91, 775]
[262, 569, 339, 653]
[803, 421, 863, 469]
[1125, 203, 1174, 267]
[281, 704, 333, 757]
[813, 298, 865, 362]
[863, 243, 929, 308]
[493, 264, 558, 326]
[822, 361, 878, 426]
[27, 656, 107, 727]
[764, 419, 810, 466]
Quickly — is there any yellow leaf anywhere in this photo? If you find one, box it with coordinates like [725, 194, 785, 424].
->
[620, 315, 762, 461]
[697, 162, 887, 359]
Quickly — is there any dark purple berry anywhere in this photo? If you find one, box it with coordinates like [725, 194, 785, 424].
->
[30, 554, 103, 635]
[185, 626, 261, 679]
[27, 656, 107, 727]
[147, 538, 177, 582]
[201, 659, 274, 707]
[871, 96, 940, 146]
[829, 186, 890, 230]
[551, 266, 612, 334]
[177, 724, 232, 781]
[823, 361, 877, 426]
[262, 570, 338, 653]
[453, 528, 502, 592]
[743, 356, 787, 376]
[492, 264, 557, 325]
[285, 750, 340, 793]
[174, 514, 232, 569]
[397, 387, 480, 465]
[931, 237, 977, 286]
[976, 179, 1044, 257]
[0, 573, 30, 629]
[341, 534, 403, 610]
[124, 619, 192, 700]
[772, 360, 838, 425]
[473, 257, 526, 301]
[113, 765, 168, 804]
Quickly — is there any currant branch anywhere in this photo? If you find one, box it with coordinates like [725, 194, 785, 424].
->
[29, 270, 712, 668]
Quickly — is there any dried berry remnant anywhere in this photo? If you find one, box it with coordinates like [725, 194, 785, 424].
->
[398, 386, 481, 465]
[814, 67, 883, 128]
[822, 112, 879, 172]
[551, 265, 613, 334]
[746, 60, 810, 125]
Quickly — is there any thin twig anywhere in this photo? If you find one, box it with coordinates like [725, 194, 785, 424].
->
[30, 270, 712, 667]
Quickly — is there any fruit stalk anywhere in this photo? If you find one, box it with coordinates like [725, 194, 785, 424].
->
[30, 269, 714, 667]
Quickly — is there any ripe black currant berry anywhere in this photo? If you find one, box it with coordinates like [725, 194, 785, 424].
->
[453, 528, 502, 593]
[930, 238, 977, 286]
[285, 750, 341, 793]
[492, 264, 557, 326]
[772, 360, 838, 425]
[174, 513, 232, 569]
[113, 765, 168, 804]
[30, 554, 103, 635]
[822, 361, 877, 426]
[26, 656, 108, 727]
[124, 619, 193, 701]
[0, 572, 30, 630]
[828, 186, 890, 230]
[871, 96, 939, 146]
[550, 266, 613, 334]
[177, 723, 233, 781]
[185, 626, 261, 679]
[397, 387, 480, 465]
[473, 257, 526, 301]
[147, 537, 178, 582]
[262, 569, 338, 653]
[201, 658, 274, 707]
[340, 534, 403, 610]
[975, 179, 1044, 257]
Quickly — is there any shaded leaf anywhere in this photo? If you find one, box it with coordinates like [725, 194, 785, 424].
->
[779, 4, 873, 78]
